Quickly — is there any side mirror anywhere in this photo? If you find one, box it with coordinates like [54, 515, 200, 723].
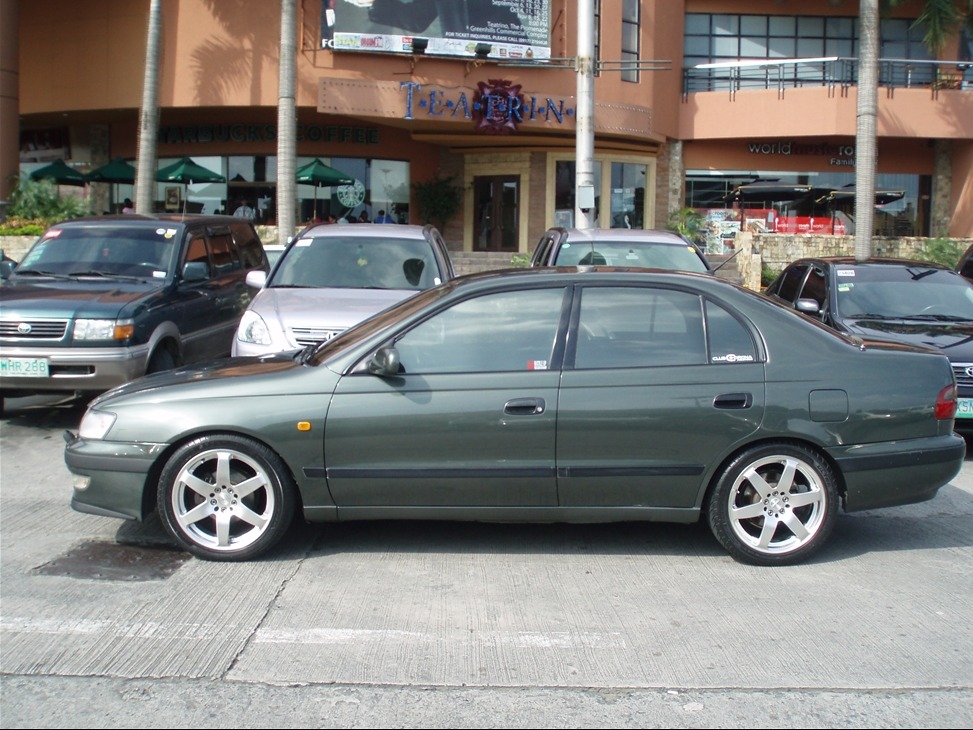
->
[246, 269, 267, 289]
[182, 261, 209, 282]
[0, 260, 15, 280]
[367, 346, 401, 377]
[796, 298, 821, 316]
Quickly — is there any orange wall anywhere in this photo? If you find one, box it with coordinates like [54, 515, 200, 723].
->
[18, 1, 678, 150]
[680, 87, 973, 141]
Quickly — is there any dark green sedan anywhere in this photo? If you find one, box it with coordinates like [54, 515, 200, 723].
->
[65, 268, 965, 566]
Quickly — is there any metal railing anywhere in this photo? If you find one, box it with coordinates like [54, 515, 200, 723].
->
[682, 57, 973, 100]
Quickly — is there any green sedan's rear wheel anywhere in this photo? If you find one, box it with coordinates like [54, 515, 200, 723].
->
[707, 443, 838, 566]
[157, 434, 296, 561]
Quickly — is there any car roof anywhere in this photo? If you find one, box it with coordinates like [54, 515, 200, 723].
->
[446, 265, 727, 291]
[295, 223, 438, 240]
[548, 227, 694, 246]
[47, 214, 248, 230]
[789, 256, 951, 270]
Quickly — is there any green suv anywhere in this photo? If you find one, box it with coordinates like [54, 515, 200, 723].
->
[0, 215, 268, 411]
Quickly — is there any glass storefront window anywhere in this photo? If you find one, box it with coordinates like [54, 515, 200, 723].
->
[554, 160, 602, 228]
[295, 157, 409, 224]
[684, 169, 927, 253]
[555, 158, 651, 229]
[609, 162, 646, 229]
[144, 155, 410, 225]
[155, 155, 227, 215]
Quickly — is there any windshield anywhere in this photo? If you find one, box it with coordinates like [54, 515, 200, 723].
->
[271, 235, 441, 291]
[552, 240, 708, 273]
[835, 266, 973, 320]
[306, 281, 456, 365]
[16, 226, 178, 278]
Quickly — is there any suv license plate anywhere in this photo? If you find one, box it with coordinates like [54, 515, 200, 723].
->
[0, 357, 50, 378]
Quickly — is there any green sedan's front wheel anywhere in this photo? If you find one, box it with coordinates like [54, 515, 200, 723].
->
[707, 443, 839, 566]
[157, 435, 296, 561]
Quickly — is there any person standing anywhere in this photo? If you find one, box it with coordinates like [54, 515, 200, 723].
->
[233, 198, 255, 220]
[122, 198, 135, 214]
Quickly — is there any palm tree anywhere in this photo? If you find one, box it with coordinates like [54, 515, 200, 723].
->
[277, 0, 297, 241]
[856, 1, 973, 257]
[135, 0, 162, 214]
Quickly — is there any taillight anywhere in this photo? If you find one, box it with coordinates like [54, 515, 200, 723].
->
[935, 384, 958, 420]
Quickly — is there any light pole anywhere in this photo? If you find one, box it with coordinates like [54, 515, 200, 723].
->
[575, 0, 596, 230]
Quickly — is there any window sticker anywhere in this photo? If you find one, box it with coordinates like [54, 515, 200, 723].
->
[836, 269, 856, 277]
[711, 353, 755, 363]
[838, 283, 853, 292]
[527, 360, 549, 370]
[296, 238, 314, 247]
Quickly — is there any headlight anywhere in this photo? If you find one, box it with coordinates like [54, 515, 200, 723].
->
[237, 310, 272, 345]
[78, 409, 117, 440]
[74, 318, 135, 341]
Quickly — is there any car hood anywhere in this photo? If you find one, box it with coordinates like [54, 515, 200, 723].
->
[0, 277, 162, 319]
[843, 318, 973, 360]
[90, 352, 310, 407]
[256, 286, 418, 329]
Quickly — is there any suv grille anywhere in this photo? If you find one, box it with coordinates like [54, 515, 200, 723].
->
[0, 318, 69, 340]
[952, 363, 973, 388]
[290, 327, 342, 347]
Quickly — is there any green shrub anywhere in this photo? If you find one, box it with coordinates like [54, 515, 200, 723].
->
[915, 237, 965, 268]
[666, 207, 705, 245]
[412, 176, 464, 231]
[0, 175, 90, 234]
[761, 265, 779, 287]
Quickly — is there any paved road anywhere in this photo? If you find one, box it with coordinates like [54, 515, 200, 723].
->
[1, 396, 972, 728]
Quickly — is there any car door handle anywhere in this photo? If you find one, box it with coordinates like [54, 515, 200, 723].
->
[714, 392, 752, 409]
[504, 398, 546, 415]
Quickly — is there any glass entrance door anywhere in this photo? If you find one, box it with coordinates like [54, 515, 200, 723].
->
[473, 176, 520, 251]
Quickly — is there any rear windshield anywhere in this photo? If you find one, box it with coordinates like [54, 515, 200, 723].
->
[271, 235, 442, 291]
[552, 240, 709, 273]
[17, 226, 180, 278]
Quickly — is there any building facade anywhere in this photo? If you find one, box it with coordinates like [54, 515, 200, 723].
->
[2, 0, 971, 254]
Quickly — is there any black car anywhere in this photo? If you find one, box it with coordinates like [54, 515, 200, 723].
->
[956, 243, 973, 282]
[0, 215, 268, 410]
[530, 227, 712, 273]
[764, 257, 973, 427]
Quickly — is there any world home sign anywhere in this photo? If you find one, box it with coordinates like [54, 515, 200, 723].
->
[400, 80, 576, 134]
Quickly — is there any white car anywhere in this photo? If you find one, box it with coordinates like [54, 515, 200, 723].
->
[233, 224, 455, 356]
[262, 244, 286, 269]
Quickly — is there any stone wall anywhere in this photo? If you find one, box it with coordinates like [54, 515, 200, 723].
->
[734, 232, 973, 290]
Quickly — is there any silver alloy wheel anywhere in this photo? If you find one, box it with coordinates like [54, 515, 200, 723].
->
[168, 447, 277, 553]
[725, 453, 827, 556]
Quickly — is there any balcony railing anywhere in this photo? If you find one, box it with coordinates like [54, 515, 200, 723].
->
[682, 57, 973, 100]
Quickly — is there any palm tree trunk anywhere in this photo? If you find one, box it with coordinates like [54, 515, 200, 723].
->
[135, 0, 162, 215]
[276, 0, 297, 241]
[854, 0, 879, 260]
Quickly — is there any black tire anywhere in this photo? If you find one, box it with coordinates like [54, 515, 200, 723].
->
[146, 346, 176, 374]
[707, 442, 839, 566]
[157, 434, 296, 561]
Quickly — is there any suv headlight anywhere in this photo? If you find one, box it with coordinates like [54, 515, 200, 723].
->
[78, 409, 117, 440]
[74, 318, 135, 341]
[237, 310, 272, 345]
